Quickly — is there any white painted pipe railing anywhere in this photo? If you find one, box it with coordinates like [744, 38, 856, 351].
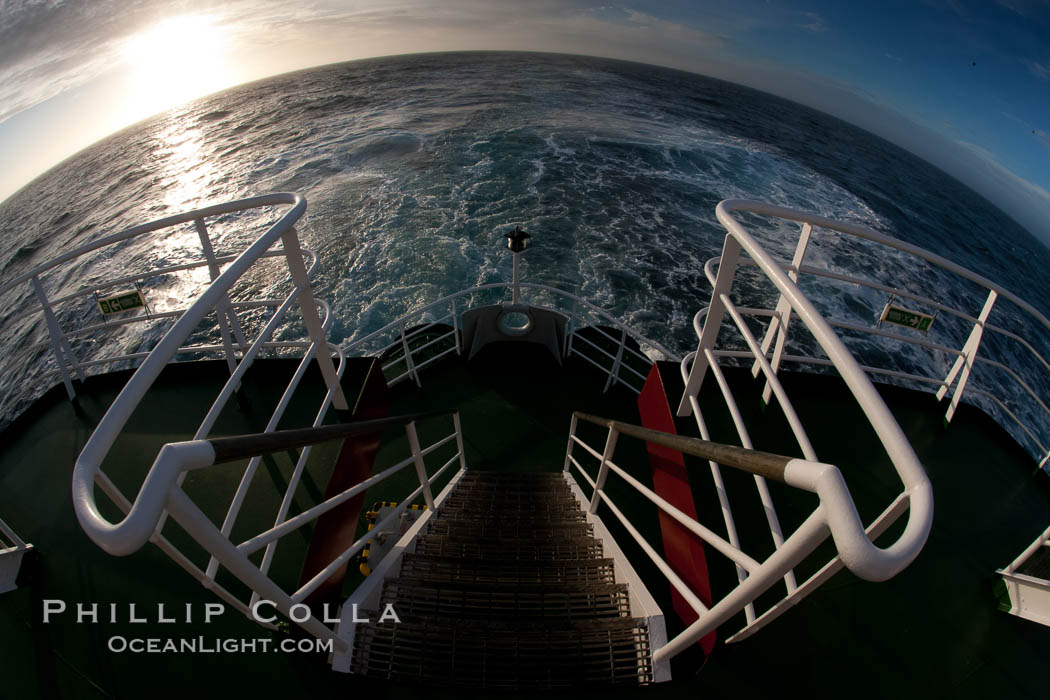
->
[0, 515, 32, 595]
[996, 524, 1050, 626]
[564, 411, 933, 664]
[75, 407, 465, 649]
[694, 199, 1050, 469]
[62, 194, 447, 646]
[0, 193, 321, 402]
[344, 280, 678, 395]
[659, 198, 1050, 644]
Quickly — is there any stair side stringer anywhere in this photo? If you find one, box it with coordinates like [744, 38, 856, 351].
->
[561, 472, 671, 683]
[330, 466, 469, 673]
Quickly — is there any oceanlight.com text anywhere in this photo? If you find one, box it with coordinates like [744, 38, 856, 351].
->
[107, 636, 334, 654]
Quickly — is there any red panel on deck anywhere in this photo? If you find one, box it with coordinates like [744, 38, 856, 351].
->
[638, 362, 716, 655]
[299, 360, 389, 609]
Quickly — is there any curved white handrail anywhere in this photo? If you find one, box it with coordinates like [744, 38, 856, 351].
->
[713, 200, 933, 579]
[0, 193, 306, 296]
[72, 193, 308, 555]
[342, 281, 678, 361]
[716, 200, 1050, 331]
[712, 199, 1050, 469]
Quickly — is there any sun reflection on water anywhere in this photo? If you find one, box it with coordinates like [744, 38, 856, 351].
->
[154, 119, 219, 212]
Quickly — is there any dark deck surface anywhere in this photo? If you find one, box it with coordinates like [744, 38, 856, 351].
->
[1, 346, 1049, 699]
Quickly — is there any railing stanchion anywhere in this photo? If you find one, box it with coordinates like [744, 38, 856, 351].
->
[564, 299, 577, 359]
[678, 235, 742, 416]
[938, 288, 998, 422]
[31, 275, 81, 398]
[281, 229, 347, 410]
[588, 426, 619, 514]
[399, 319, 422, 387]
[563, 413, 579, 472]
[511, 250, 522, 304]
[453, 412, 468, 472]
[195, 217, 249, 371]
[604, 327, 628, 393]
[753, 222, 811, 404]
[451, 298, 462, 355]
[406, 421, 435, 510]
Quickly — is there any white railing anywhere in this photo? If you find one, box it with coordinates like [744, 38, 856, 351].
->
[76, 410, 465, 649]
[343, 281, 678, 394]
[606, 199, 939, 645]
[0, 193, 323, 404]
[64, 193, 468, 648]
[64, 193, 347, 628]
[997, 523, 1050, 627]
[690, 200, 1050, 469]
[0, 515, 32, 594]
[565, 406, 932, 663]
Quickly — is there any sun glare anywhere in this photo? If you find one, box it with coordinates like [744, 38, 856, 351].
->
[119, 14, 233, 122]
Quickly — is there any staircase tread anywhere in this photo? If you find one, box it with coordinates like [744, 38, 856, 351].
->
[403, 552, 614, 566]
[351, 469, 653, 688]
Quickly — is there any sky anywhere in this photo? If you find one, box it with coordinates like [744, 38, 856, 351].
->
[1, 0, 1049, 241]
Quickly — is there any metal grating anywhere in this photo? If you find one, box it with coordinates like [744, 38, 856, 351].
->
[354, 616, 653, 688]
[1018, 545, 1050, 581]
[414, 533, 605, 560]
[352, 470, 653, 687]
[398, 553, 617, 586]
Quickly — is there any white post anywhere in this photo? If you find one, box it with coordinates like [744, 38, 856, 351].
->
[564, 300, 577, 359]
[450, 298, 462, 355]
[195, 218, 248, 371]
[563, 413, 579, 472]
[753, 222, 811, 404]
[453, 412, 468, 472]
[678, 234, 743, 416]
[511, 251, 522, 305]
[31, 275, 80, 399]
[405, 421, 435, 509]
[937, 288, 997, 422]
[281, 230, 347, 410]
[588, 427, 619, 514]
[604, 327, 628, 393]
[399, 319, 421, 387]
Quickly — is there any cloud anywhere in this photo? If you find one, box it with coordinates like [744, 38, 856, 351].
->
[995, 0, 1050, 18]
[885, 52, 903, 62]
[1021, 58, 1050, 79]
[706, 59, 1050, 242]
[919, 0, 970, 20]
[622, 9, 727, 46]
[949, 138, 1050, 243]
[799, 12, 830, 32]
[2, 0, 1049, 242]
[0, 0, 732, 128]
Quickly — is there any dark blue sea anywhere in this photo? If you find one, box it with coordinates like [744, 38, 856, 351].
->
[2, 52, 1049, 463]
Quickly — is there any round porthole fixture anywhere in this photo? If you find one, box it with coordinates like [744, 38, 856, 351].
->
[498, 310, 533, 336]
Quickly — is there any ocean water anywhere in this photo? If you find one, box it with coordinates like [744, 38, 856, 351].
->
[2, 52, 1049, 462]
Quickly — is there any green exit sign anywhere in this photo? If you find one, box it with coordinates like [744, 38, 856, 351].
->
[97, 290, 146, 316]
[880, 303, 934, 333]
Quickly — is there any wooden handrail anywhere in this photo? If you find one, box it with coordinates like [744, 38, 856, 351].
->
[208, 409, 454, 463]
[572, 411, 792, 482]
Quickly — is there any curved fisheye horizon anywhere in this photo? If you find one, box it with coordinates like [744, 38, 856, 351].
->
[1, 1, 1049, 243]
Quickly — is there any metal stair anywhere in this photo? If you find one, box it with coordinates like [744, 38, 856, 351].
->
[351, 471, 656, 688]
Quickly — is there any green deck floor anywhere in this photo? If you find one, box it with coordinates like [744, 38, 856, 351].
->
[1, 346, 1048, 698]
